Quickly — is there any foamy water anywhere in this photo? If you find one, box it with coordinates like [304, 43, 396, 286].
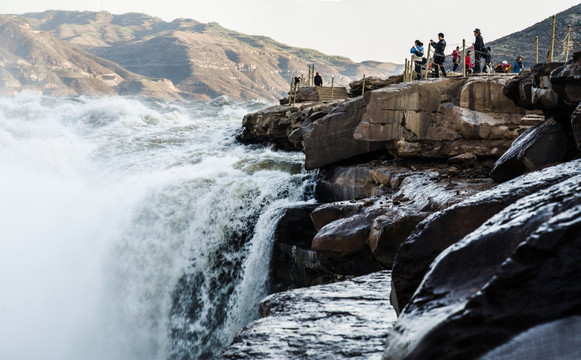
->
[0, 93, 314, 360]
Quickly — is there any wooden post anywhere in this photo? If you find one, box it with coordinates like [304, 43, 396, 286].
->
[565, 24, 572, 62]
[462, 39, 466, 77]
[549, 14, 556, 61]
[410, 55, 414, 80]
[362, 74, 366, 96]
[312, 65, 315, 86]
[535, 36, 539, 64]
[288, 77, 294, 106]
[331, 77, 335, 101]
[404, 58, 409, 82]
[293, 78, 298, 106]
[425, 43, 432, 80]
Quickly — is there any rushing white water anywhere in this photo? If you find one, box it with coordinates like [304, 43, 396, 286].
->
[0, 93, 314, 360]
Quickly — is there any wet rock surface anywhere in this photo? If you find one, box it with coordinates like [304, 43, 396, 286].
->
[270, 204, 338, 292]
[219, 271, 397, 360]
[489, 118, 569, 182]
[391, 159, 581, 313]
[383, 166, 581, 360]
[478, 316, 581, 360]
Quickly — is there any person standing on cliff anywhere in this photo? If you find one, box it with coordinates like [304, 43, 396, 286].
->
[473, 28, 485, 73]
[452, 46, 461, 71]
[430, 33, 447, 78]
[314, 72, 323, 86]
[485, 47, 492, 71]
[410, 40, 425, 80]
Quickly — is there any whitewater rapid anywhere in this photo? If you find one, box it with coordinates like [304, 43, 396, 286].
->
[0, 93, 314, 360]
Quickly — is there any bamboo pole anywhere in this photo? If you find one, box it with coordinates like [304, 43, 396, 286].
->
[565, 24, 572, 62]
[535, 36, 539, 64]
[288, 77, 294, 106]
[549, 15, 556, 61]
[462, 39, 466, 78]
[425, 43, 432, 80]
[362, 74, 366, 96]
[331, 77, 335, 101]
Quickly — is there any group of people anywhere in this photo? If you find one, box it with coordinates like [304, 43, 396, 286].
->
[411, 28, 525, 79]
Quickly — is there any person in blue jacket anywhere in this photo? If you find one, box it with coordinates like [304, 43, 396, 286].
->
[410, 40, 425, 80]
[513, 56, 523, 73]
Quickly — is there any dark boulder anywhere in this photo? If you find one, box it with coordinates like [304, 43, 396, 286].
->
[383, 171, 581, 360]
[391, 159, 581, 314]
[570, 102, 581, 151]
[479, 316, 581, 360]
[271, 204, 335, 292]
[489, 118, 569, 182]
[550, 51, 581, 107]
[503, 62, 564, 110]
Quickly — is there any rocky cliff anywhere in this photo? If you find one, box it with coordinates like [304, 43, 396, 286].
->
[223, 52, 581, 359]
[4, 10, 400, 101]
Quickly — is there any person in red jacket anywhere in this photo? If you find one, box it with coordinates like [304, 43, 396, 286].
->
[465, 50, 474, 74]
[452, 46, 461, 71]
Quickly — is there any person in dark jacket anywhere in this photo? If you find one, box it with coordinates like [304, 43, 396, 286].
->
[314, 72, 323, 86]
[473, 28, 485, 73]
[485, 47, 492, 69]
[430, 33, 447, 78]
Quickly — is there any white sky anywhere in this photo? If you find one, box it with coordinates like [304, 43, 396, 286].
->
[2, 0, 580, 63]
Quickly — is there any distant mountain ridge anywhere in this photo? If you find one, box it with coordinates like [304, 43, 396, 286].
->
[488, 4, 581, 65]
[0, 15, 183, 99]
[1, 10, 401, 101]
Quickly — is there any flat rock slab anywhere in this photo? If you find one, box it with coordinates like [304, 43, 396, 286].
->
[219, 271, 397, 359]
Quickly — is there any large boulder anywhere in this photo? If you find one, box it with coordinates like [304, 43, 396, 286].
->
[270, 204, 336, 292]
[219, 271, 397, 359]
[550, 50, 581, 107]
[489, 118, 570, 182]
[349, 75, 403, 97]
[383, 171, 581, 360]
[503, 63, 564, 110]
[390, 159, 581, 314]
[479, 317, 581, 360]
[570, 102, 581, 151]
[302, 97, 386, 169]
[237, 102, 337, 150]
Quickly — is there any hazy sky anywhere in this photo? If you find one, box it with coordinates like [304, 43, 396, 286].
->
[2, 0, 579, 63]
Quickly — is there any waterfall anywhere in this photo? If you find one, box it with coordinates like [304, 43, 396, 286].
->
[0, 93, 313, 360]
